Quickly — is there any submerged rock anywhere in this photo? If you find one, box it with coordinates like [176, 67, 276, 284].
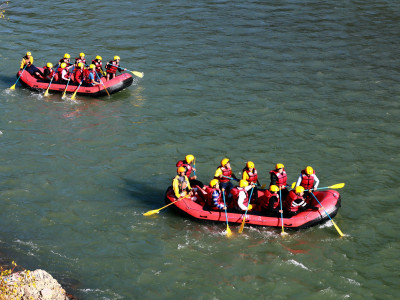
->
[4, 269, 71, 299]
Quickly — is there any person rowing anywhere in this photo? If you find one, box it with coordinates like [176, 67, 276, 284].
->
[105, 56, 126, 81]
[20, 51, 44, 79]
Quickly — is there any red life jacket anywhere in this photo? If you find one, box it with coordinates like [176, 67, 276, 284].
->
[106, 60, 119, 74]
[43, 66, 54, 80]
[75, 57, 86, 65]
[284, 190, 304, 212]
[83, 69, 94, 84]
[300, 170, 315, 189]
[73, 69, 84, 83]
[270, 169, 287, 188]
[243, 168, 258, 184]
[92, 59, 103, 73]
[260, 190, 280, 210]
[231, 187, 249, 210]
[204, 186, 223, 209]
[176, 160, 192, 178]
[58, 67, 69, 80]
[215, 166, 232, 183]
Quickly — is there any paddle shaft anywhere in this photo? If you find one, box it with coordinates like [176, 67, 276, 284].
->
[239, 186, 254, 233]
[279, 188, 286, 235]
[94, 70, 110, 96]
[44, 69, 58, 96]
[310, 192, 344, 237]
[10, 65, 27, 89]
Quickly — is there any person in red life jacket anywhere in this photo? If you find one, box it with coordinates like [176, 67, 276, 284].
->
[74, 52, 86, 67]
[91, 55, 105, 77]
[105, 56, 126, 81]
[83, 64, 101, 86]
[57, 62, 70, 83]
[284, 186, 319, 216]
[58, 53, 72, 67]
[295, 166, 320, 199]
[172, 166, 193, 199]
[73, 62, 84, 84]
[230, 180, 254, 212]
[242, 161, 260, 203]
[176, 154, 203, 188]
[42, 62, 55, 81]
[204, 179, 226, 211]
[20, 51, 44, 79]
[214, 158, 239, 197]
[269, 163, 289, 199]
[256, 185, 282, 216]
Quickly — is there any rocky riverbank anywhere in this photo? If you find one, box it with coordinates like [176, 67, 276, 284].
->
[2, 269, 75, 299]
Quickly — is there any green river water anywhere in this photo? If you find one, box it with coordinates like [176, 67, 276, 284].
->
[0, 1, 399, 299]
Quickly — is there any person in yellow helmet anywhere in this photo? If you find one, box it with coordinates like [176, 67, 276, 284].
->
[58, 53, 72, 67]
[91, 55, 105, 77]
[230, 180, 254, 212]
[242, 161, 260, 203]
[269, 163, 289, 199]
[74, 52, 86, 67]
[105, 55, 126, 81]
[172, 166, 193, 199]
[256, 185, 282, 216]
[295, 166, 320, 199]
[42, 62, 55, 81]
[83, 64, 101, 86]
[284, 185, 319, 215]
[203, 179, 226, 211]
[20, 51, 43, 79]
[73, 62, 84, 85]
[175, 154, 203, 188]
[214, 158, 238, 197]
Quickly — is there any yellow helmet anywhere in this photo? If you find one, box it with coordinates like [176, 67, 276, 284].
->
[269, 185, 279, 193]
[95, 55, 102, 60]
[89, 64, 95, 69]
[246, 161, 255, 169]
[26, 51, 32, 56]
[78, 62, 84, 68]
[305, 166, 314, 175]
[239, 180, 249, 188]
[177, 166, 186, 173]
[275, 163, 284, 170]
[210, 179, 219, 188]
[64, 53, 70, 59]
[60, 62, 67, 69]
[79, 52, 85, 57]
[185, 154, 195, 164]
[46, 62, 53, 68]
[221, 158, 230, 167]
[114, 55, 120, 60]
[295, 186, 305, 194]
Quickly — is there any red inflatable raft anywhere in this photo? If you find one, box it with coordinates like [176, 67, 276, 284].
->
[164, 186, 341, 229]
[16, 68, 133, 97]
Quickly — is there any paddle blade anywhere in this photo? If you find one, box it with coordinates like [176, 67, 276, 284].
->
[226, 225, 232, 238]
[291, 182, 296, 189]
[328, 183, 345, 189]
[332, 220, 344, 237]
[44, 89, 49, 97]
[9, 84, 16, 90]
[238, 218, 245, 233]
[71, 92, 78, 100]
[131, 71, 144, 78]
[281, 231, 288, 237]
[143, 209, 160, 216]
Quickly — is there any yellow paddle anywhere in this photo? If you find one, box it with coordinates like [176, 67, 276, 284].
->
[221, 189, 232, 237]
[71, 82, 82, 100]
[307, 183, 345, 191]
[9, 65, 27, 90]
[279, 188, 288, 236]
[62, 73, 72, 98]
[95, 70, 110, 96]
[143, 195, 189, 216]
[120, 66, 144, 78]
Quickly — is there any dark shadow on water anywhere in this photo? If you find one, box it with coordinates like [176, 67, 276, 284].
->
[122, 178, 168, 208]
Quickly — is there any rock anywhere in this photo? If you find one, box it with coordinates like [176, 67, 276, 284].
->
[4, 269, 70, 300]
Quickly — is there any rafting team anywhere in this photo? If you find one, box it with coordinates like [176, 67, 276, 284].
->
[20, 51, 127, 86]
[172, 155, 322, 217]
